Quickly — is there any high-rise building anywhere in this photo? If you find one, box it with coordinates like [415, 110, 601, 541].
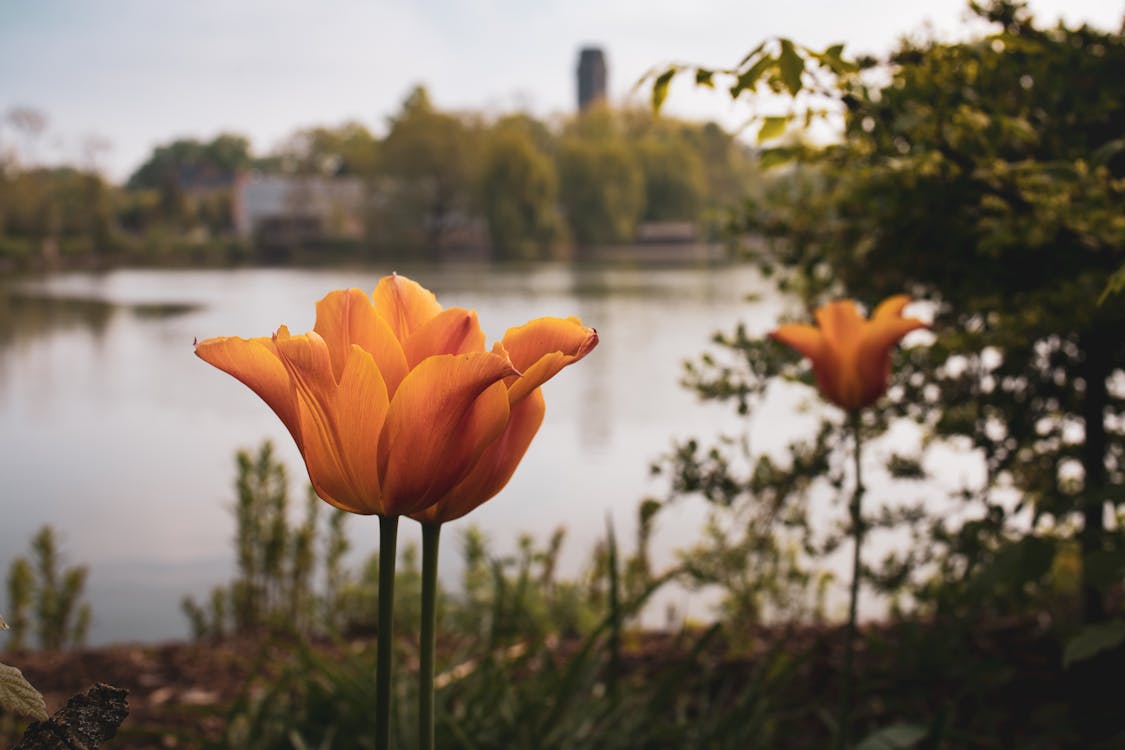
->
[577, 47, 607, 111]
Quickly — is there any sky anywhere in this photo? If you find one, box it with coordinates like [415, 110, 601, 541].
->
[1, 0, 1122, 181]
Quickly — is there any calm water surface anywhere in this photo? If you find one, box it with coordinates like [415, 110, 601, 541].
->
[0, 262, 795, 644]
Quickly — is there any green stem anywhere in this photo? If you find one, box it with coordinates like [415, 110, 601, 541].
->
[837, 411, 865, 750]
[420, 523, 441, 750]
[605, 514, 621, 700]
[376, 514, 399, 750]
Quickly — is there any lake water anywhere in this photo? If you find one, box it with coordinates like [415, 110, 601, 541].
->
[0, 262, 806, 645]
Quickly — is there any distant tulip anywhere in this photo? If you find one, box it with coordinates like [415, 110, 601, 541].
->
[770, 295, 926, 412]
[196, 274, 598, 518]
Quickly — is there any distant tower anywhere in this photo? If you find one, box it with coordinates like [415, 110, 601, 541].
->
[577, 47, 607, 111]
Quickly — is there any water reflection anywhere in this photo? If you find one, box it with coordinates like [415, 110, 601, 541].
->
[0, 290, 199, 348]
[0, 288, 200, 392]
[0, 290, 117, 352]
[0, 263, 783, 645]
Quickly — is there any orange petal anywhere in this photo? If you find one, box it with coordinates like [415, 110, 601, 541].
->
[855, 306, 927, 408]
[195, 332, 301, 446]
[871, 294, 912, 321]
[412, 387, 547, 525]
[377, 351, 517, 516]
[314, 288, 409, 395]
[373, 274, 443, 343]
[403, 307, 487, 368]
[501, 317, 599, 404]
[815, 300, 864, 352]
[771, 323, 849, 409]
[275, 332, 389, 515]
[769, 323, 825, 365]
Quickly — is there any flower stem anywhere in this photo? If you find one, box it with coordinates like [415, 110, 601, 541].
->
[420, 523, 441, 750]
[376, 514, 399, 750]
[837, 411, 866, 750]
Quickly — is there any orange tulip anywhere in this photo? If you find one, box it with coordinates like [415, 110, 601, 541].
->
[196, 274, 598, 519]
[770, 295, 926, 412]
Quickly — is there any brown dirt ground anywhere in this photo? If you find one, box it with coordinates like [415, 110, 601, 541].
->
[3, 638, 277, 748]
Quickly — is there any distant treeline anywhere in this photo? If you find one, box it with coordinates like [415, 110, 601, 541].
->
[0, 87, 762, 270]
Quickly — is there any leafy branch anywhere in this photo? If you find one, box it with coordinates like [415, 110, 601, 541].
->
[641, 38, 858, 144]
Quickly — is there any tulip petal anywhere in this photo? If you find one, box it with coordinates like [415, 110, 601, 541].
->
[403, 307, 487, 368]
[275, 332, 389, 515]
[815, 300, 864, 347]
[195, 332, 301, 446]
[314, 288, 409, 395]
[856, 312, 927, 407]
[373, 274, 443, 343]
[872, 294, 912, 321]
[502, 317, 599, 404]
[378, 351, 518, 516]
[412, 388, 547, 525]
[770, 323, 848, 406]
[329, 345, 391, 512]
[769, 323, 825, 365]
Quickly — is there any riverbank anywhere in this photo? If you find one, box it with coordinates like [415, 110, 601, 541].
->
[0, 235, 744, 279]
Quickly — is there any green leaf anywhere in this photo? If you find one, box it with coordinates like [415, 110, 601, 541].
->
[816, 43, 857, 75]
[652, 69, 676, 112]
[695, 68, 714, 88]
[731, 54, 775, 97]
[736, 40, 768, 68]
[759, 145, 805, 169]
[0, 662, 49, 721]
[856, 722, 927, 750]
[778, 39, 806, 95]
[757, 116, 789, 143]
[1099, 263, 1125, 305]
[1091, 137, 1125, 167]
[1064, 620, 1125, 668]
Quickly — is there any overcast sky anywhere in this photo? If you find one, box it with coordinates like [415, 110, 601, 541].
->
[2, 0, 1121, 181]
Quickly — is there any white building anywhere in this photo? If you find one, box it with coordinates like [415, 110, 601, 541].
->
[233, 174, 366, 240]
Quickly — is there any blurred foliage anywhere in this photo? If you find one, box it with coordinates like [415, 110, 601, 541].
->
[479, 118, 561, 260]
[1, 89, 759, 270]
[213, 507, 799, 750]
[182, 442, 650, 645]
[557, 121, 645, 246]
[634, 0, 1125, 745]
[3, 527, 91, 651]
[651, 0, 1125, 621]
[273, 122, 380, 177]
[372, 86, 482, 255]
[127, 134, 255, 191]
[181, 442, 350, 640]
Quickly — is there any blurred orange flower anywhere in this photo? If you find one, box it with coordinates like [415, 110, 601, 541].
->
[770, 295, 926, 412]
[196, 275, 598, 519]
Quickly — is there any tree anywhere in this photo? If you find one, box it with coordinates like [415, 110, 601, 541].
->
[377, 86, 480, 253]
[556, 137, 644, 246]
[658, 0, 1125, 623]
[479, 122, 559, 259]
[126, 133, 253, 190]
[555, 107, 645, 246]
[0, 167, 116, 263]
[3, 107, 48, 165]
[681, 120, 762, 214]
[274, 121, 379, 176]
[634, 136, 705, 222]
